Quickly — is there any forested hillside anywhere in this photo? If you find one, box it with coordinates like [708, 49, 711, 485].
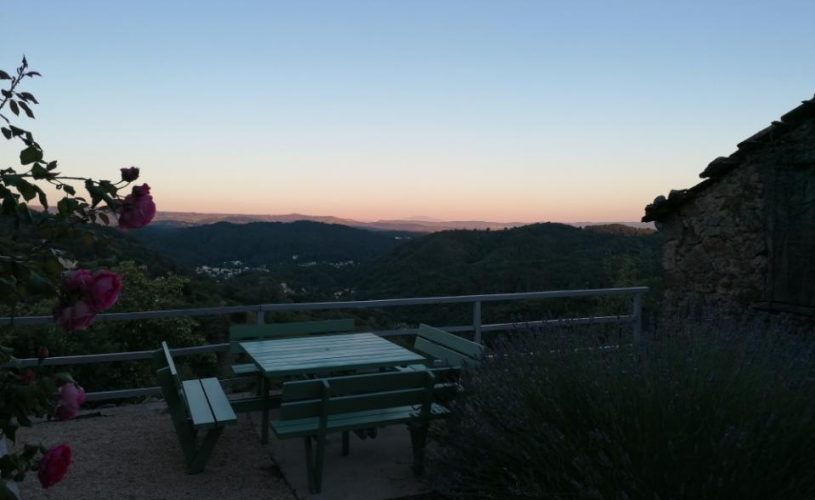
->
[353, 223, 661, 298]
[133, 220, 414, 267]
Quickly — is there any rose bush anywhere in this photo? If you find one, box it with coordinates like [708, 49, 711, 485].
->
[0, 56, 156, 494]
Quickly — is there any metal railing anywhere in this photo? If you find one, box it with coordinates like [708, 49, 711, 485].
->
[2, 286, 648, 402]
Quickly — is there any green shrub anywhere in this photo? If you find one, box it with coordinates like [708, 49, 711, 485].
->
[430, 324, 815, 499]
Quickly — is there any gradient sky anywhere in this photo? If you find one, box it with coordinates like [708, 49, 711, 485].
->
[2, 1, 814, 222]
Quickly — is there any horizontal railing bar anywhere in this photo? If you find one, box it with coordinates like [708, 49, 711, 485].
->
[477, 314, 634, 332]
[84, 377, 250, 403]
[8, 315, 633, 369]
[378, 314, 632, 336]
[0, 287, 647, 326]
[8, 343, 231, 368]
[85, 387, 161, 402]
[1, 305, 264, 327]
[259, 288, 648, 311]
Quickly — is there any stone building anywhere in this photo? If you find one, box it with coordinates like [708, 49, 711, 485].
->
[643, 95, 815, 325]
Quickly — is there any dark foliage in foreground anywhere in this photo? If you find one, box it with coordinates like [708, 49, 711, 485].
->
[430, 324, 815, 499]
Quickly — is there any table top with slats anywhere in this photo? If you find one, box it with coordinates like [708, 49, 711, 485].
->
[239, 332, 428, 377]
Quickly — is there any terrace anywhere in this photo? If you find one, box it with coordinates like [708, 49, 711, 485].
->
[3, 287, 646, 499]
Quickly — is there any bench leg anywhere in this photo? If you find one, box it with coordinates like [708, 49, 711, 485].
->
[408, 424, 428, 476]
[176, 427, 199, 469]
[342, 431, 350, 456]
[303, 435, 327, 494]
[304, 437, 316, 493]
[314, 434, 326, 493]
[261, 376, 270, 445]
[187, 426, 225, 474]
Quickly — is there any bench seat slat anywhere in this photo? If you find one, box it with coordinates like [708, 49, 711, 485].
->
[272, 403, 450, 438]
[418, 324, 484, 358]
[230, 319, 355, 344]
[199, 377, 237, 425]
[182, 380, 216, 429]
[282, 369, 444, 401]
[414, 337, 472, 368]
[397, 363, 434, 372]
[282, 387, 426, 420]
[231, 363, 259, 376]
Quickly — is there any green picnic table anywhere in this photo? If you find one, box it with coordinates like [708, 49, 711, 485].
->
[240, 332, 429, 443]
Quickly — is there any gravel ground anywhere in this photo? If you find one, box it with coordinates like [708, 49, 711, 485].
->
[13, 402, 296, 500]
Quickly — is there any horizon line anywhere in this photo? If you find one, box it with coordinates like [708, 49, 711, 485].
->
[153, 209, 649, 225]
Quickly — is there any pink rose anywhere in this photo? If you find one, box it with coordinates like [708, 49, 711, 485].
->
[38, 444, 71, 488]
[56, 382, 86, 421]
[87, 270, 122, 312]
[118, 183, 156, 229]
[55, 301, 96, 332]
[120, 166, 139, 182]
[63, 269, 94, 294]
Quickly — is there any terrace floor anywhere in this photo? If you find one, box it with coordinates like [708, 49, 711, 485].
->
[14, 401, 435, 500]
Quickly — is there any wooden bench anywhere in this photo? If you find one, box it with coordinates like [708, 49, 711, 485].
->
[401, 323, 484, 371]
[273, 369, 452, 494]
[230, 318, 356, 377]
[154, 341, 237, 473]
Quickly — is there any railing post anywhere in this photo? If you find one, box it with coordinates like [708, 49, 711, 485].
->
[256, 306, 265, 325]
[631, 292, 642, 343]
[473, 301, 482, 344]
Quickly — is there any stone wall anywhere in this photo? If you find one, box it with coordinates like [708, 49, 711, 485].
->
[657, 161, 767, 321]
[656, 117, 815, 323]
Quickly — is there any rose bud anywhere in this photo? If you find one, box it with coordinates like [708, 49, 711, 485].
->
[120, 166, 140, 182]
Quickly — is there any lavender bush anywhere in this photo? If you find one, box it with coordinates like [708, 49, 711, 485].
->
[430, 322, 815, 499]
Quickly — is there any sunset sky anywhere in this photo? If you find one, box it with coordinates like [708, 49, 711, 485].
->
[2, 1, 814, 222]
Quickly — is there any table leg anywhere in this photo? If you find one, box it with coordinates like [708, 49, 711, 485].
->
[261, 375, 270, 444]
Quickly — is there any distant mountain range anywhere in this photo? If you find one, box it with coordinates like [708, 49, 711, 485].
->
[152, 211, 654, 233]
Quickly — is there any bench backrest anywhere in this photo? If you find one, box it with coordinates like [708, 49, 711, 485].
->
[279, 369, 442, 423]
[153, 341, 181, 387]
[153, 341, 190, 429]
[229, 319, 355, 351]
[414, 324, 483, 368]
